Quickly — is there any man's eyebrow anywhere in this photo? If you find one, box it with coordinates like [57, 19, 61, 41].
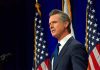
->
[49, 21, 57, 24]
[51, 21, 57, 23]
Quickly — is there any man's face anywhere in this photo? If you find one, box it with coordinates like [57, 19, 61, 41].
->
[49, 14, 67, 39]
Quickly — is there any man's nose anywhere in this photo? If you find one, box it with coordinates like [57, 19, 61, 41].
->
[50, 24, 53, 29]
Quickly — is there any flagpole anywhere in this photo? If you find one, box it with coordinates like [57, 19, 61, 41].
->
[86, 1, 89, 70]
[62, 0, 64, 11]
[35, 1, 41, 16]
[85, 2, 88, 52]
[33, 0, 39, 70]
[66, 0, 72, 20]
[34, 21, 36, 70]
[36, 0, 38, 3]
[34, 0, 41, 70]
[34, 3, 37, 70]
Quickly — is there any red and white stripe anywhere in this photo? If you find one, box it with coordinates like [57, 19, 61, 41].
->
[37, 59, 50, 70]
[88, 44, 100, 70]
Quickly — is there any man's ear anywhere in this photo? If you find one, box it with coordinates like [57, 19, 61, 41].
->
[64, 21, 69, 28]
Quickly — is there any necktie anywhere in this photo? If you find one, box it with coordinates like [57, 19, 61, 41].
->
[53, 43, 61, 68]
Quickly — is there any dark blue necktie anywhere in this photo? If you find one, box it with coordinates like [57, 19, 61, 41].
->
[53, 43, 61, 68]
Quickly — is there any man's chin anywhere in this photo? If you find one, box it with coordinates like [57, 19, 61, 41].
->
[52, 34, 57, 38]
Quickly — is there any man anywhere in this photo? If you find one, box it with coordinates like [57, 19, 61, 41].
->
[49, 9, 88, 70]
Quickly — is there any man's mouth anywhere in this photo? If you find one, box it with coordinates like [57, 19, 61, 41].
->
[51, 30, 55, 33]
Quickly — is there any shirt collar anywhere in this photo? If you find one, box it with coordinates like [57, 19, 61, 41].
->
[58, 34, 72, 53]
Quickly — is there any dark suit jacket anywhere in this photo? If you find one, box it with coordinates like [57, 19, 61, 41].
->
[51, 37, 88, 70]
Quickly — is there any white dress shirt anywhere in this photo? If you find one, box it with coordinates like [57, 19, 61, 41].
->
[58, 34, 72, 54]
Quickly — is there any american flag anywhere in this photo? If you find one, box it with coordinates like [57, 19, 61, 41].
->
[86, 0, 100, 70]
[33, 3, 50, 70]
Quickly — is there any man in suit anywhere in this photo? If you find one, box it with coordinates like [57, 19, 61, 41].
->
[49, 9, 88, 70]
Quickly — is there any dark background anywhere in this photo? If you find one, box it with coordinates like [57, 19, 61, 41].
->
[0, 0, 34, 70]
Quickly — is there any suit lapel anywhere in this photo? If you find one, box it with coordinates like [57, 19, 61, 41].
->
[53, 37, 74, 70]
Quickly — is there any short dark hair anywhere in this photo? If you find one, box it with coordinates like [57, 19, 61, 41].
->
[49, 9, 71, 33]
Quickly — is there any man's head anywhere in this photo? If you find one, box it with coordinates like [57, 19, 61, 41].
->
[49, 9, 71, 40]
